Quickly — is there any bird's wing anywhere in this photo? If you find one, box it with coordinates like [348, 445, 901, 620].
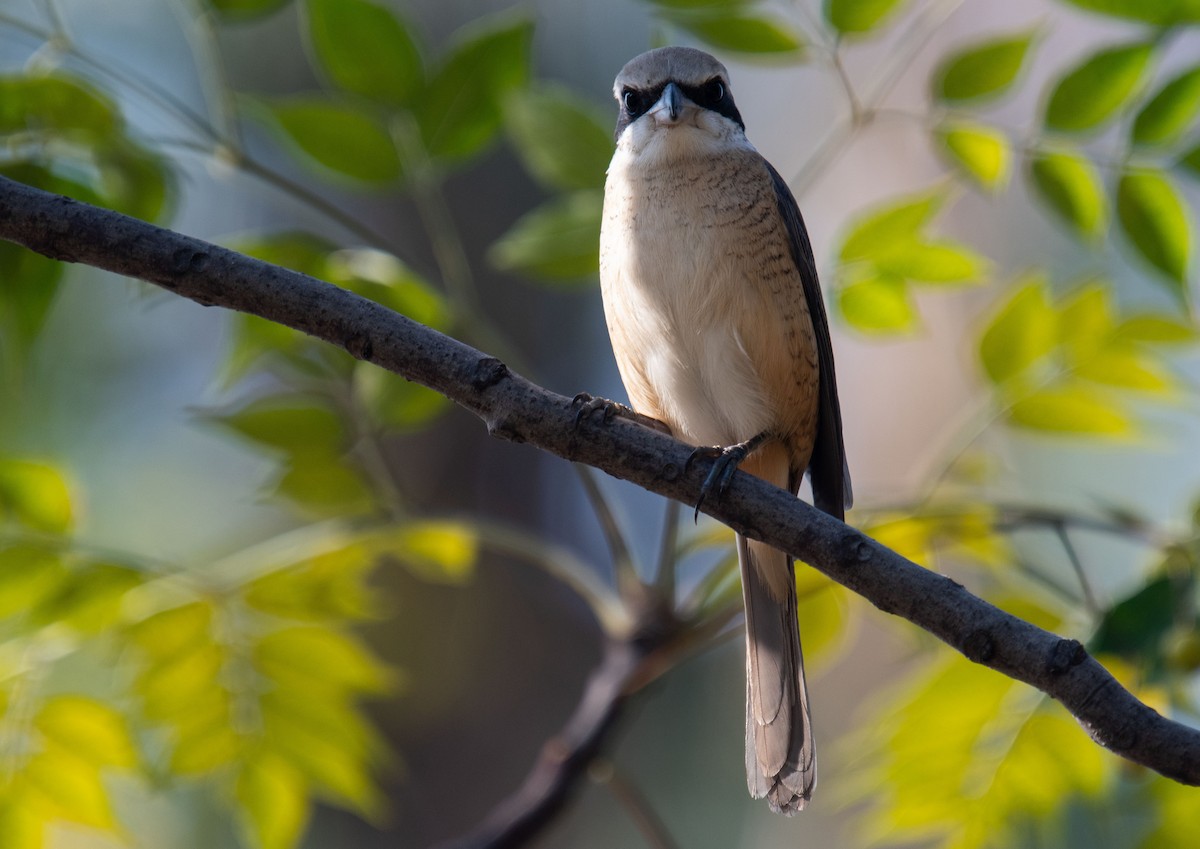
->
[764, 160, 852, 518]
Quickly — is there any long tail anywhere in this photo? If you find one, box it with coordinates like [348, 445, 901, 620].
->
[738, 445, 814, 814]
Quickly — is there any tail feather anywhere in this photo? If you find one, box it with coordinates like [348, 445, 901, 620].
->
[739, 534, 815, 815]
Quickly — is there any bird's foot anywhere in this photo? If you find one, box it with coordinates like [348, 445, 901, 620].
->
[687, 432, 770, 521]
[571, 393, 669, 433]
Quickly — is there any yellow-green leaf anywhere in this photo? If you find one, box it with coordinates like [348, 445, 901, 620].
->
[838, 275, 917, 333]
[0, 459, 73, 534]
[370, 521, 479, 584]
[934, 30, 1037, 102]
[838, 189, 944, 262]
[255, 626, 394, 695]
[23, 751, 114, 829]
[137, 643, 226, 720]
[825, 0, 909, 35]
[34, 696, 138, 769]
[1044, 42, 1155, 132]
[1114, 314, 1197, 344]
[1008, 385, 1133, 435]
[169, 719, 242, 774]
[0, 795, 41, 849]
[874, 240, 988, 284]
[978, 277, 1056, 385]
[1132, 66, 1200, 146]
[1074, 347, 1174, 392]
[236, 753, 311, 849]
[1116, 169, 1191, 293]
[1056, 282, 1114, 361]
[355, 366, 450, 432]
[1028, 149, 1107, 240]
[938, 121, 1010, 190]
[128, 601, 213, 661]
[32, 561, 143, 633]
[0, 544, 66, 619]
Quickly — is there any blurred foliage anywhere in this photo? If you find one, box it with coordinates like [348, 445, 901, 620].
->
[1, 0, 1200, 847]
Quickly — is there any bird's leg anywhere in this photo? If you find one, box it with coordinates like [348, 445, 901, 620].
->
[688, 431, 771, 520]
[571, 393, 671, 433]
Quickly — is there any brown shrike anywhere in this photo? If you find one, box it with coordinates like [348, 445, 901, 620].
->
[597, 46, 852, 813]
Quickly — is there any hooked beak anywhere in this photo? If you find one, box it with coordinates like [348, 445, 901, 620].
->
[652, 82, 686, 124]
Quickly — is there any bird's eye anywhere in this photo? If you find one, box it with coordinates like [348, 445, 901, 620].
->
[622, 88, 643, 113]
[703, 78, 725, 105]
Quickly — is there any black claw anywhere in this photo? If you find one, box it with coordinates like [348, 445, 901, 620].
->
[687, 433, 771, 521]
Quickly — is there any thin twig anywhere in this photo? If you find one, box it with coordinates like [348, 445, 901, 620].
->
[591, 758, 681, 849]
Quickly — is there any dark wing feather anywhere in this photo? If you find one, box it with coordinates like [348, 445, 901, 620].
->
[764, 161, 852, 519]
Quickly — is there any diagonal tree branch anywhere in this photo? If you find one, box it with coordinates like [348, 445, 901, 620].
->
[2, 175, 1199, 820]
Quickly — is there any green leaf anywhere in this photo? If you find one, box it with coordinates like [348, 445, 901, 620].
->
[938, 121, 1010, 191]
[837, 275, 917, 333]
[0, 458, 73, 533]
[236, 753, 311, 849]
[1091, 575, 1174, 664]
[0, 239, 63, 355]
[274, 457, 374, 516]
[1044, 42, 1155, 133]
[838, 189, 944, 262]
[208, 396, 345, 458]
[826, 0, 909, 35]
[1132, 66, 1200, 146]
[306, 0, 422, 107]
[1008, 385, 1133, 435]
[978, 277, 1056, 385]
[873, 240, 988, 283]
[416, 12, 533, 161]
[1116, 169, 1191, 292]
[0, 73, 120, 139]
[1028, 148, 1107, 240]
[488, 190, 603, 282]
[130, 601, 214, 660]
[1056, 0, 1200, 25]
[325, 248, 451, 329]
[206, 0, 291, 20]
[355, 365, 450, 431]
[35, 696, 138, 769]
[1180, 142, 1200, 178]
[504, 85, 613, 191]
[665, 10, 805, 54]
[257, 97, 401, 183]
[933, 31, 1037, 102]
[255, 625, 395, 695]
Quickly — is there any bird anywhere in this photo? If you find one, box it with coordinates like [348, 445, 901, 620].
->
[596, 46, 852, 814]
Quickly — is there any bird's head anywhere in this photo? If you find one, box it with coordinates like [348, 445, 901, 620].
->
[611, 46, 748, 161]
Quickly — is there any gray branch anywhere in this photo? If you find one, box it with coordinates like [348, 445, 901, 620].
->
[2, 176, 1198, 830]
